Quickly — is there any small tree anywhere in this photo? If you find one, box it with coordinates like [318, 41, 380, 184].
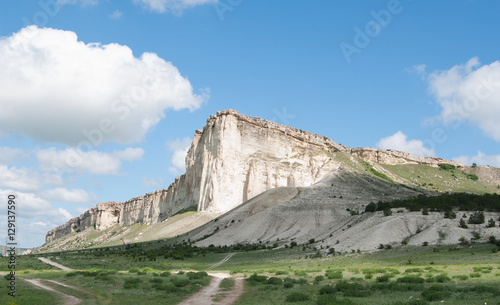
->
[383, 207, 392, 217]
[472, 163, 477, 168]
[468, 211, 485, 224]
[486, 218, 496, 228]
[422, 207, 429, 215]
[365, 202, 377, 213]
[459, 218, 468, 229]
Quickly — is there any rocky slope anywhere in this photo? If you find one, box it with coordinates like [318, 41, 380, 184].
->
[43, 109, 500, 246]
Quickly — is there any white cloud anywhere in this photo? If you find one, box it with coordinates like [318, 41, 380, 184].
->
[142, 177, 165, 188]
[134, 0, 218, 14]
[36, 147, 144, 175]
[428, 57, 500, 141]
[110, 9, 123, 19]
[0, 146, 28, 164]
[0, 26, 207, 145]
[40, 188, 96, 203]
[377, 131, 436, 157]
[0, 165, 42, 191]
[454, 151, 500, 168]
[0, 189, 74, 247]
[166, 137, 191, 174]
[406, 64, 426, 79]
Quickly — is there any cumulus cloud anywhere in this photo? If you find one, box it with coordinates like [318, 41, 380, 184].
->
[454, 151, 500, 168]
[166, 137, 191, 174]
[36, 147, 144, 175]
[0, 26, 207, 145]
[406, 64, 427, 79]
[0, 189, 74, 247]
[0, 146, 28, 164]
[377, 131, 436, 157]
[428, 57, 500, 141]
[0, 165, 42, 191]
[134, 0, 218, 14]
[110, 9, 123, 19]
[40, 188, 96, 203]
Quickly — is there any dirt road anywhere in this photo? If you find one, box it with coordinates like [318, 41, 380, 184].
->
[24, 279, 82, 305]
[38, 257, 74, 271]
[178, 273, 244, 305]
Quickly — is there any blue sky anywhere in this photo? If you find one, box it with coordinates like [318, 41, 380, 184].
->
[1, 0, 500, 248]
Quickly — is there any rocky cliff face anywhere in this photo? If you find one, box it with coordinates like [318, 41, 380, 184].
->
[45, 109, 499, 245]
[46, 201, 122, 244]
[350, 147, 465, 168]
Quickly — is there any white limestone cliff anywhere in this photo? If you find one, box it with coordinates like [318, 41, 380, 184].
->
[45, 109, 494, 245]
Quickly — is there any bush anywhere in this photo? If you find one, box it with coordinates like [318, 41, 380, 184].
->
[314, 275, 325, 284]
[160, 271, 171, 277]
[452, 274, 469, 281]
[172, 278, 190, 287]
[128, 267, 140, 273]
[325, 270, 343, 279]
[267, 277, 283, 285]
[459, 218, 468, 229]
[283, 282, 294, 288]
[248, 273, 267, 283]
[187, 271, 208, 280]
[294, 270, 307, 276]
[469, 273, 481, 278]
[383, 207, 392, 216]
[487, 218, 496, 228]
[376, 274, 391, 282]
[468, 211, 485, 224]
[397, 276, 424, 283]
[285, 292, 310, 302]
[319, 285, 337, 295]
[421, 290, 442, 302]
[433, 274, 451, 283]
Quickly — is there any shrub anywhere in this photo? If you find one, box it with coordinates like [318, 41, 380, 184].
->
[376, 274, 391, 282]
[294, 270, 307, 276]
[128, 267, 140, 273]
[172, 279, 190, 287]
[319, 285, 337, 295]
[285, 292, 310, 302]
[160, 271, 171, 277]
[267, 277, 283, 285]
[284, 282, 294, 288]
[487, 218, 496, 228]
[325, 270, 343, 280]
[452, 274, 469, 281]
[468, 211, 485, 224]
[123, 278, 142, 289]
[469, 273, 481, 278]
[459, 218, 468, 229]
[397, 276, 424, 283]
[187, 271, 208, 280]
[248, 273, 267, 283]
[314, 275, 325, 284]
[365, 202, 377, 213]
[383, 207, 392, 216]
[434, 274, 451, 283]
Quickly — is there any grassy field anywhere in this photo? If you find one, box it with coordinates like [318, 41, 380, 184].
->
[1, 242, 499, 304]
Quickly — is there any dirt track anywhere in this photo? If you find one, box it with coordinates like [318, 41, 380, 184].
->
[38, 257, 74, 271]
[24, 279, 82, 305]
[178, 273, 244, 305]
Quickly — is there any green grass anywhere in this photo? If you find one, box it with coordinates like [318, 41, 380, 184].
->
[5, 242, 500, 304]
